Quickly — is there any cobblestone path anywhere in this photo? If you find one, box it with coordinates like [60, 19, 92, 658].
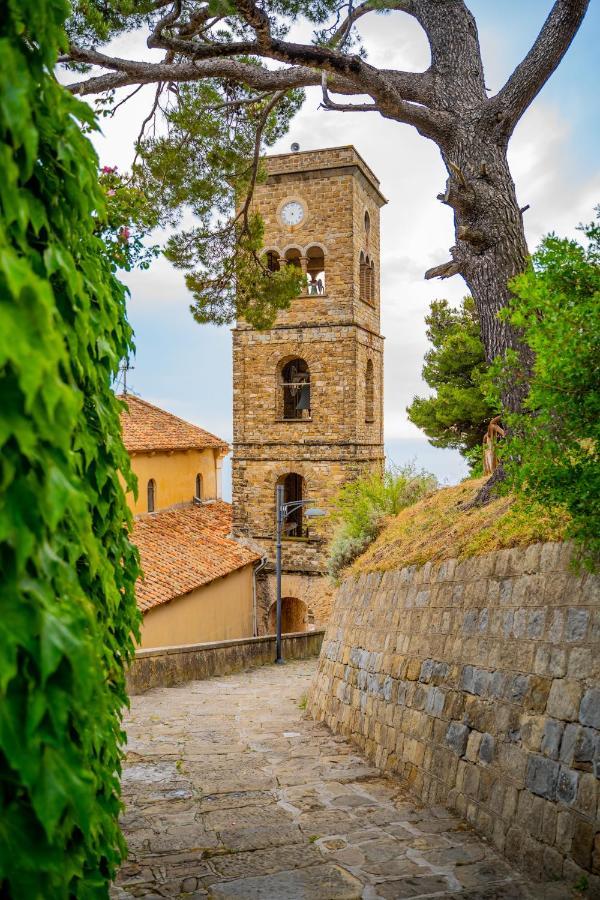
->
[113, 660, 568, 900]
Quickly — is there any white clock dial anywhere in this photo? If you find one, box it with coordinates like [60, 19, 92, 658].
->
[281, 201, 305, 226]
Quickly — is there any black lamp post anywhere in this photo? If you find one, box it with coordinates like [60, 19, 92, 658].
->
[274, 485, 327, 665]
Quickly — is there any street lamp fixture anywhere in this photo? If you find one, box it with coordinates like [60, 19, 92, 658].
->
[274, 483, 327, 665]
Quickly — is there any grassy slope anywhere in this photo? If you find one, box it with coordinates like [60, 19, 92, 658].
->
[351, 477, 569, 576]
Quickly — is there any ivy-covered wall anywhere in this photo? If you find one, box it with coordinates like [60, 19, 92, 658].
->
[0, 1, 140, 895]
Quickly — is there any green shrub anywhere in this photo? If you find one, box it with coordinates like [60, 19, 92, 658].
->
[493, 211, 600, 569]
[0, 1, 140, 895]
[327, 465, 437, 579]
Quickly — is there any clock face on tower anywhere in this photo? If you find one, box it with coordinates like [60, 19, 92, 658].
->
[280, 200, 305, 226]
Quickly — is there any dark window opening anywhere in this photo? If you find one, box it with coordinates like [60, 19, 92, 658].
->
[360, 253, 375, 305]
[266, 250, 280, 272]
[284, 248, 302, 269]
[279, 472, 307, 538]
[281, 358, 310, 420]
[365, 359, 374, 422]
[147, 479, 156, 513]
[195, 473, 203, 500]
[359, 252, 367, 301]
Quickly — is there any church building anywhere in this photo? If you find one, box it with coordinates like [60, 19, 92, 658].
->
[232, 146, 385, 632]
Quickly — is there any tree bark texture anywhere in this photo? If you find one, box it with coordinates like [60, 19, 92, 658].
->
[63, 0, 590, 418]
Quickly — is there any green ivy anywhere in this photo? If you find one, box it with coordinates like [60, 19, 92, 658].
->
[0, 0, 140, 896]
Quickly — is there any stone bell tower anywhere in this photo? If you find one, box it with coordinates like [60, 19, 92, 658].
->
[232, 145, 385, 632]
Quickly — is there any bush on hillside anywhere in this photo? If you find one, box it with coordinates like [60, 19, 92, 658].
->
[327, 465, 437, 579]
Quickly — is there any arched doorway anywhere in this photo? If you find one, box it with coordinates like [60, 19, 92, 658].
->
[268, 597, 308, 634]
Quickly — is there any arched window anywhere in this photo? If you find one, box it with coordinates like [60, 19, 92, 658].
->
[369, 260, 375, 304]
[147, 479, 156, 513]
[364, 256, 373, 304]
[364, 210, 371, 239]
[284, 247, 301, 269]
[359, 251, 367, 301]
[278, 473, 305, 538]
[365, 359, 374, 422]
[195, 473, 203, 500]
[265, 250, 280, 272]
[306, 245, 325, 295]
[284, 248, 303, 295]
[281, 358, 310, 420]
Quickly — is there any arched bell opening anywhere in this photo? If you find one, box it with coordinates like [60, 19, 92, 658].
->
[306, 245, 325, 295]
[280, 357, 310, 420]
[284, 248, 303, 296]
[265, 250, 281, 272]
[267, 596, 308, 634]
[284, 247, 302, 269]
[276, 472, 306, 538]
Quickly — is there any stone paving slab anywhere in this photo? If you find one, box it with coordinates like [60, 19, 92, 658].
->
[112, 660, 572, 900]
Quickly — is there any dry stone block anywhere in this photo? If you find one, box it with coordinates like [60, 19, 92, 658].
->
[579, 688, 600, 729]
[556, 766, 579, 805]
[541, 719, 564, 759]
[546, 679, 582, 721]
[565, 608, 589, 642]
[445, 722, 470, 757]
[526, 755, 560, 800]
[571, 818, 595, 870]
[534, 645, 567, 678]
[465, 730, 482, 762]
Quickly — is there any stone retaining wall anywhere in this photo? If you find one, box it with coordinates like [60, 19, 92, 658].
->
[308, 543, 600, 887]
[129, 630, 325, 694]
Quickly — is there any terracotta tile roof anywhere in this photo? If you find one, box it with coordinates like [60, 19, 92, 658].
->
[132, 501, 261, 613]
[119, 395, 229, 453]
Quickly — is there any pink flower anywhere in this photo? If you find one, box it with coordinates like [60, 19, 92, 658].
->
[107, 189, 115, 196]
[118, 226, 131, 242]
[101, 165, 117, 174]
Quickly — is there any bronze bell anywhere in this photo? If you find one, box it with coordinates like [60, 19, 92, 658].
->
[295, 383, 311, 411]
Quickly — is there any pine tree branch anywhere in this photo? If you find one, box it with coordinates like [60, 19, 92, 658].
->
[490, 0, 590, 133]
[63, 47, 347, 96]
[327, 0, 415, 48]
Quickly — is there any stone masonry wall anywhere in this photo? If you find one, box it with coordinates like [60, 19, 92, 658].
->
[128, 630, 325, 694]
[308, 542, 600, 888]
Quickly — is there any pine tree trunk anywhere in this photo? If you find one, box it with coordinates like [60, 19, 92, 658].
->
[436, 139, 533, 415]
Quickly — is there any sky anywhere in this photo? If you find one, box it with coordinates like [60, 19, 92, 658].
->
[80, 1, 599, 499]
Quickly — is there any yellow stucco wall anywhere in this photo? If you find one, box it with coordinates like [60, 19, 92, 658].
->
[139, 564, 254, 649]
[127, 448, 225, 515]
